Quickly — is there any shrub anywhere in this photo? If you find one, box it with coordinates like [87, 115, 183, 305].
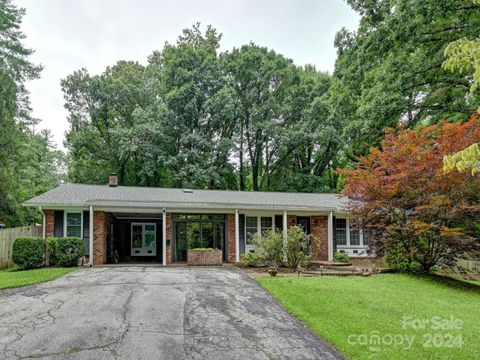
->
[12, 237, 45, 269]
[386, 243, 423, 273]
[285, 226, 313, 268]
[46, 237, 57, 266]
[252, 229, 284, 268]
[189, 248, 215, 251]
[241, 252, 259, 267]
[53, 237, 85, 267]
[333, 251, 349, 263]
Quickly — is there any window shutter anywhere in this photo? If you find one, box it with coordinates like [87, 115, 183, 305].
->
[54, 211, 64, 237]
[239, 214, 245, 254]
[83, 211, 90, 256]
[274, 215, 283, 231]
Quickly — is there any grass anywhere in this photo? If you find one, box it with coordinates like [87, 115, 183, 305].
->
[0, 267, 77, 290]
[257, 274, 480, 360]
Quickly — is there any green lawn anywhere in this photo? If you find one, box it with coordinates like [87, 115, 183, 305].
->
[257, 274, 480, 360]
[0, 267, 77, 289]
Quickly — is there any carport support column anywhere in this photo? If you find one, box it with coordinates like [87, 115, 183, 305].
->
[89, 205, 94, 265]
[328, 211, 334, 261]
[235, 210, 240, 262]
[162, 208, 167, 266]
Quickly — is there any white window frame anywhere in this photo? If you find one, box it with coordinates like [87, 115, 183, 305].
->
[336, 218, 368, 248]
[64, 211, 83, 238]
[131, 222, 157, 257]
[244, 215, 274, 252]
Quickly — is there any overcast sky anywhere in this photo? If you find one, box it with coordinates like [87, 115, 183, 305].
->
[17, 0, 359, 150]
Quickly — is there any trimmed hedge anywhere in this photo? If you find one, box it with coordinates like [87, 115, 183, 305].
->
[12, 237, 45, 269]
[47, 237, 84, 267]
[46, 237, 57, 266]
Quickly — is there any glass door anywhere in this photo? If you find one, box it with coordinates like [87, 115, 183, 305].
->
[174, 222, 188, 261]
[131, 223, 156, 256]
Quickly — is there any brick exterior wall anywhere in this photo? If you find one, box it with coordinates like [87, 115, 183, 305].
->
[187, 249, 223, 266]
[227, 213, 236, 263]
[287, 215, 297, 228]
[44, 210, 55, 237]
[93, 211, 111, 265]
[165, 213, 173, 264]
[311, 215, 328, 261]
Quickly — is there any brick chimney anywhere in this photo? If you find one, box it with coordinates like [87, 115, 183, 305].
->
[108, 172, 118, 187]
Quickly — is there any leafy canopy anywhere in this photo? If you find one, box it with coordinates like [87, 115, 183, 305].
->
[341, 115, 480, 272]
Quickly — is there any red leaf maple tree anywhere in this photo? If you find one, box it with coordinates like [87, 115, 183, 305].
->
[341, 114, 480, 272]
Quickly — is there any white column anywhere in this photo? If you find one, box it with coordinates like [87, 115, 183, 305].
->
[328, 211, 334, 261]
[162, 208, 167, 266]
[40, 207, 46, 239]
[89, 205, 94, 266]
[235, 210, 240, 262]
[282, 210, 288, 247]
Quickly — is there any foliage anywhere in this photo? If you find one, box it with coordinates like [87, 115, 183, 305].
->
[12, 237, 45, 269]
[240, 252, 259, 267]
[341, 115, 480, 273]
[333, 251, 349, 264]
[0, 267, 77, 289]
[241, 226, 316, 268]
[62, 24, 336, 192]
[444, 143, 480, 175]
[50, 237, 84, 267]
[251, 229, 284, 268]
[329, 0, 480, 159]
[0, 0, 65, 226]
[385, 243, 423, 273]
[46, 237, 57, 266]
[443, 38, 480, 95]
[189, 248, 215, 251]
[258, 274, 480, 360]
[284, 226, 313, 268]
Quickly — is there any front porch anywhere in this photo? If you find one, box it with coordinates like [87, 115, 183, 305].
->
[43, 207, 349, 266]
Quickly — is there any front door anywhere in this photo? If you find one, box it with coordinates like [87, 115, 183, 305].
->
[131, 223, 156, 256]
[174, 222, 188, 262]
[296, 217, 311, 234]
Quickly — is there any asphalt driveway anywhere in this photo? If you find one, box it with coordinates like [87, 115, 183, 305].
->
[0, 266, 343, 360]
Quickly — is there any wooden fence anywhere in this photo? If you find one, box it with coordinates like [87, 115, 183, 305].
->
[0, 225, 43, 269]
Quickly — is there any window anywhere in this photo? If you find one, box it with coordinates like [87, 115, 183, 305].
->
[172, 214, 226, 261]
[245, 216, 274, 249]
[66, 213, 82, 238]
[335, 219, 347, 245]
[335, 218, 371, 247]
[260, 217, 273, 235]
[245, 216, 258, 246]
[350, 222, 360, 245]
[350, 229, 360, 245]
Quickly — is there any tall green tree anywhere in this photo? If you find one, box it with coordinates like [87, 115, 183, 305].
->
[330, 0, 480, 158]
[223, 44, 296, 191]
[147, 24, 237, 189]
[0, 0, 64, 226]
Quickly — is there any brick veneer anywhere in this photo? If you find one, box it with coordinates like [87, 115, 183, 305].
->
[93, 211, 110, 265]
[165, 213, 173, 264]
[44, 210, 55, 237]
[227, 214, 236, 262]
[287, 215, 297, 228]
[310, 215, 328, 261]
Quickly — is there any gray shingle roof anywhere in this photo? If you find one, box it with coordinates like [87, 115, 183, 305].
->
[24, 183, 349, 212]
